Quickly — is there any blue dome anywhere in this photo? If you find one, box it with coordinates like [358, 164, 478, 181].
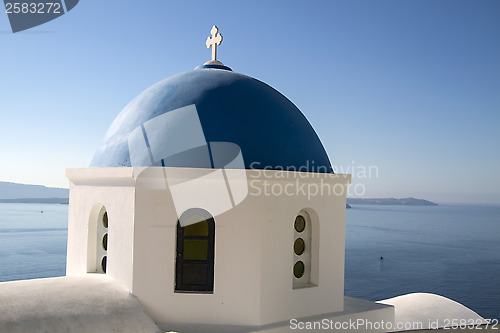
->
[90, 65, 333, 173]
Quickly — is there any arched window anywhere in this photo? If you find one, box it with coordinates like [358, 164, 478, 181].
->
[87, 205, 108, 274]
[175, 209, 215, 293]
[293, 210, 313, 288]
[99, 209, 108, 273]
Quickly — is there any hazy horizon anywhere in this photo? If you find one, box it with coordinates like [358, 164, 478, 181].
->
[1, 179, 498, 205]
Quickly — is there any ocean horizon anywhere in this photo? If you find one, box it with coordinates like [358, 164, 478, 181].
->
[0, 202, 498, 319]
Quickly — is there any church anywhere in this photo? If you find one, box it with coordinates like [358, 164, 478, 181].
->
[0, 26, 487, 333]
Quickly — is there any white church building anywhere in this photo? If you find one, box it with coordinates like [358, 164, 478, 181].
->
[0, 27, 488, 333]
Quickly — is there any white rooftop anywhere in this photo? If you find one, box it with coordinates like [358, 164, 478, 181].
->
[0, 275, 161, 333]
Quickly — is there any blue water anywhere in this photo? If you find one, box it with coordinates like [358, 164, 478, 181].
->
[0, 203, 498, 319]
[0, 203, 67, 281]
[345, 204, 500, 320]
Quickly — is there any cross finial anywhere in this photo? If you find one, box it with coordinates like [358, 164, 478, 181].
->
[206, 25, 223, 61]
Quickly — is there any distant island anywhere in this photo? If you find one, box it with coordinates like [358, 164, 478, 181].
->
[0, 198, 69, 204]
[0, 181, 69, 204]
[347, 197, 438, 206]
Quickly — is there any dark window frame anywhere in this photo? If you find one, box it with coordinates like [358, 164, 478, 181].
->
[175, 215, 215, 293]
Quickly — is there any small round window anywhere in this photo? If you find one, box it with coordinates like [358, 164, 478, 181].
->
[293, 261, 305, 278]
[102, 233, 108, 251]
[102, 212, 108, 228]
[101, 256, 107, 273]
[294, 238, 305, 255]
[294, 215, 306, 233]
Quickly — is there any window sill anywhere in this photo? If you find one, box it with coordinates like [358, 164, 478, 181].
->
[293, 283, 318, 290]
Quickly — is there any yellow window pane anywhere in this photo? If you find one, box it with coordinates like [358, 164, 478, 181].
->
[184, 221, 209, 236]
[183, 239, 208, 260]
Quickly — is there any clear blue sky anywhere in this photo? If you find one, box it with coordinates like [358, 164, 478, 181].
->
[1, 0, 499, 204]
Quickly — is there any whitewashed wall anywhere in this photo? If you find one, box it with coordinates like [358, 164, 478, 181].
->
[66, 167, 350, 327]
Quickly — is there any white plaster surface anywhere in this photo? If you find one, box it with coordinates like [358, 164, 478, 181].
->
[0, 275, 161, 333]
[161, 296, 394, 333]
[66, 167, 352, 327]
[378, 293, 487, 331]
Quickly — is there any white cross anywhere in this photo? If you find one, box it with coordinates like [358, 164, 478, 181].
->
[206, 25, 223, 61]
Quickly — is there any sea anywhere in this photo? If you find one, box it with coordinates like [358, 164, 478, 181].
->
[0, 202, 499, 319]
[344, 204, 500, 320]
